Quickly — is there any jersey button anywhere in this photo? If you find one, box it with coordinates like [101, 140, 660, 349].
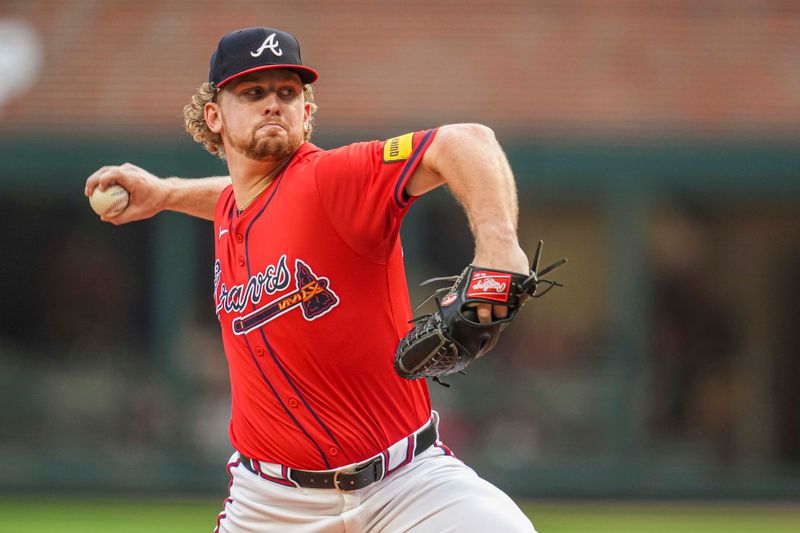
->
[287, 397, 299, 408]
[329, 447, 339, 456]
[255, 346, 265, 356]
[236, 233, 244, 243]
[238, 256, 245, 267]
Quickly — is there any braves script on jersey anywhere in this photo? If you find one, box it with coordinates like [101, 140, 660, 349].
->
[214, 130, 438, 470]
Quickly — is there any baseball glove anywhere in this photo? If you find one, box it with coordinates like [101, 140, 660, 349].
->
[394, 241, 566, 385]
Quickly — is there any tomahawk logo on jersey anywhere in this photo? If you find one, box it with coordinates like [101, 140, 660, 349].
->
[217, 257, 340, 335]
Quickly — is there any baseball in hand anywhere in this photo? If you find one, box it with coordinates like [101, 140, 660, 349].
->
[89, 184, 129, 217]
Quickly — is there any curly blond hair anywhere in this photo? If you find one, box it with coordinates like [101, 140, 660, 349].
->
[183, 82, 318, 160]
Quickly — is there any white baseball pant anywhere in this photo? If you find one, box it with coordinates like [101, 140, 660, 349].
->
[214, 415, 536, 532]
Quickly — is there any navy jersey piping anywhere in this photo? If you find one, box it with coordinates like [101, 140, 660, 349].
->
[392, 129, 435, 209]
[242, 334, 332, 468]
[241, 157, 340, 466]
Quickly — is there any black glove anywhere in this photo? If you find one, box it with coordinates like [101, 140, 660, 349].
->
[394, 241, 566, 384]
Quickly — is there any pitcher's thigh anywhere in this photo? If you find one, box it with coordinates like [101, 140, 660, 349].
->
[216, 458, 344, 533]
[368, 455, 536, 533]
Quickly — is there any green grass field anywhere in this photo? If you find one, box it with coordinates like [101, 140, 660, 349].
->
[1, 498, 798, 532]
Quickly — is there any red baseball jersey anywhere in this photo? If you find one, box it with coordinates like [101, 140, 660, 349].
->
[213, 129, 438, 470]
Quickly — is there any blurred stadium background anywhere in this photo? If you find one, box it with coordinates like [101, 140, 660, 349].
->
[1, 0, 799, 531]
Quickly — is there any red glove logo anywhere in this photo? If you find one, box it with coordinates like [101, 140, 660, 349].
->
[467, 271, 511, 302]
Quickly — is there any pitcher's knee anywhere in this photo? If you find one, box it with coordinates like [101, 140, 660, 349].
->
[458, 497, 536, 532]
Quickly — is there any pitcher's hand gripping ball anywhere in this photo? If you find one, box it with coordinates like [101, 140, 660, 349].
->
[394, 240, 566, 383]
[89, 184, 129, 217]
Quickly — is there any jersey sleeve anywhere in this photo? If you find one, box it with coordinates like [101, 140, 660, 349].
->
[314, 129, 438, 263]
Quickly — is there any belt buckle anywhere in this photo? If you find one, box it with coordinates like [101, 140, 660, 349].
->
[332, 464, 364, 492]
[332, 456, 382, 492]
[332, 468, 348, 492]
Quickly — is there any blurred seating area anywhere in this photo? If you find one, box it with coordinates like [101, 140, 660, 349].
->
[2, 0, 798, 136]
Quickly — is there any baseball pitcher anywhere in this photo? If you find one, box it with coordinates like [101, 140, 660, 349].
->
[85, 27, 563, 533]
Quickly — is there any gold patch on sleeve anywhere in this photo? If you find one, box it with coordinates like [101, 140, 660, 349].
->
[383, 132, 414, 163]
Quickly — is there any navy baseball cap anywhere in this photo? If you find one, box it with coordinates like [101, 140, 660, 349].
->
[209, 27, 318, 88]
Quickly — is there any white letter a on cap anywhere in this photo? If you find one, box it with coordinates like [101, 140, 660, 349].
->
[251, 33, 283, 57]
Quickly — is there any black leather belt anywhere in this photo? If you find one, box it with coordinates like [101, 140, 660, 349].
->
[239, 421, 437, 491]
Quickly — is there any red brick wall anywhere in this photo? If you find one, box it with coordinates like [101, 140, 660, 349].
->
[2, 0, 798, 138]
